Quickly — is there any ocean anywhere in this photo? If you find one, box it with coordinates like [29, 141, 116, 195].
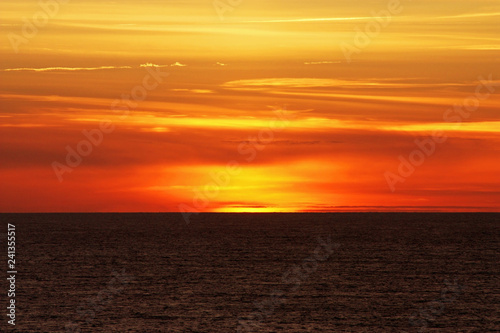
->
[1, 213, 498, 332]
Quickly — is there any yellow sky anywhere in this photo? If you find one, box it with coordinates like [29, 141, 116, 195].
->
[0, 0, 499, 212]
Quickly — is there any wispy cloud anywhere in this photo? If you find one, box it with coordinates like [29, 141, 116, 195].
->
[243, 17, 373, 23]
[1, 66, 133, 72]
[2, 63, 184, 72]
[170, 62, 187, 67]
[382, 121, 500, 134]
[222, 78, 477, 89]
[139, 127, 171, 133]
[241, 11, 500, 26]
[171, 89, 215, 94]
[223, 78, 343, 88]
[0, 123, 58, 128]
[304, 61, 341, 65]
[437, 12, 500, 20]
[139, 63, 169, 68]
[438, 45, 500, 50]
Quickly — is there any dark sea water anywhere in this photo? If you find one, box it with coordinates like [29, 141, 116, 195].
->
[1, 213, 499, 332]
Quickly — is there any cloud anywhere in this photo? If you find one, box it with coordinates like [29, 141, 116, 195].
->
[223, 78, 343, 89]
[242, 17, 373, 23]
[304, 61, 341, 65]
[0, 124, 57, 128]
[242, 12, 500, 25]
[171, 89, 215, 94]
[216, 62, 227, 66]
[139, 63, 169, 68]
[222, 77, 492, 90]
[170, 62, 187, 67]
[1, 66, 133, 72]
[1, 63, 182, 72]
[139, 127, 170, 133]
[437, 12, 500, 20]
[443, 45, 500, 50]
[382, 121, 500, 134]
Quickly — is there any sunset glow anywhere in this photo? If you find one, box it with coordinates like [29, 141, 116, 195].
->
[1, 0, 499, 212]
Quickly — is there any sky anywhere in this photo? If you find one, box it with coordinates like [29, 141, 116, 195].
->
[0, 0, 499, 212]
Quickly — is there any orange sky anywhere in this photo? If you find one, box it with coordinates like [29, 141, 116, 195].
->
[1, 0, 499, 212]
